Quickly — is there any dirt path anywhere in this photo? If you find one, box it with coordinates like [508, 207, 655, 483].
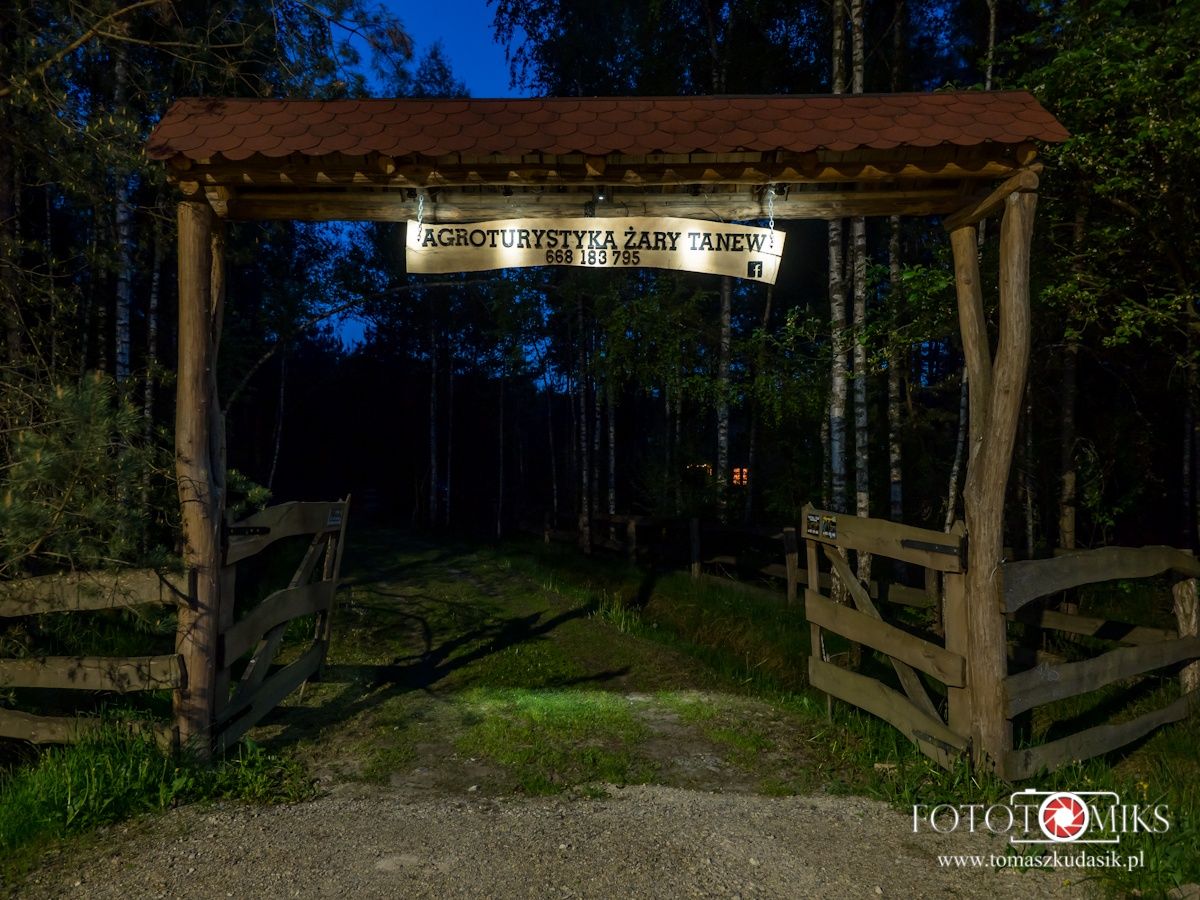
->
[22, 536, 1083, 898]
[24, 785, 1081, 899]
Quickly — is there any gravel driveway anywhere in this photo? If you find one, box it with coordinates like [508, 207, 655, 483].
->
[23, 783, 1081, 899]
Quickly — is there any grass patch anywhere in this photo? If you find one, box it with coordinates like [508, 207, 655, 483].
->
[0, 727, 311, 889]
[456, 688, 655, 794]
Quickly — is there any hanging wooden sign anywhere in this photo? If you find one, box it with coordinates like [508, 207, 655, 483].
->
[405, 216, 785, 284]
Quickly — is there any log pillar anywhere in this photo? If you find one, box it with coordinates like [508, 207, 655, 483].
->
[949, 190, 1037, 772]
[174, 199, 226, 756]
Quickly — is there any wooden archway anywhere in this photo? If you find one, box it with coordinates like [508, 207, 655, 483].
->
[150, 93, 1065, 766]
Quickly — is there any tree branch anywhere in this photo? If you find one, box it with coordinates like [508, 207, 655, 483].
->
[0, 0, 166, 100]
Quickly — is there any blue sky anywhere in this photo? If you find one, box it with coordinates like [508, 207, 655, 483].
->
[383, 2, 525, 98]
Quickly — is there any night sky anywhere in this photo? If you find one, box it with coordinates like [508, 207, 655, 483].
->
[383, 2, 526, 98]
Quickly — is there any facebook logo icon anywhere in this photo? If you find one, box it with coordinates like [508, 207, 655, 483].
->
[747, 260, 764, 278]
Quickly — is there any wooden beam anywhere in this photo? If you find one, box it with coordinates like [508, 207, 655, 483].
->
[215, 641, 325, 749]
[1004, 691, 1197, 780]
[220, 581, 334, 664]
[1009, 606, 1178, 645]
[0, 569, 186, 617]
[808, 657, 967, 770]
[1006, 636, 1200, 716]
[822, 546, 943, 721]
[805, 590, 966, 686]
[186, 155, 1021, 192]
[219, 189, 972, 224]
[0, 708, 95, 743]
[800, 503, 965, 572]
[174, 199, 221, 757]
[225, 500, 346, 565]
[1002, 547, 1200, 613]
[942, 169, 1040, 233]
[0, 654, 181, 692]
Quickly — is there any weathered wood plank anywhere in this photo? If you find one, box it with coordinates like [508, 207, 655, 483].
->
[222, 189, 974, 224]
[942, 169, 1040, 233]
[783, 527, 799, 605]
[1005, 636, 1200, 716]
[0, 569, 187, 618]
[0, 708, 97, 743]
[884, 583, 936, 609]
[215, 642, 324, 749]
[225, 501, 347, 565]
[220, 581, 334, 664]
[1002, 547, 1200, 613]
[1009, 606, 1177, 645]
[823, 546, 944, 721]
[805, 590, 966, 687]
[1004, 691, 1198, 780]
[942, 572, 972, 736]
[808, 657, 968, 770]
[0, 654, 182, 692]
[801, 504, 964, 572]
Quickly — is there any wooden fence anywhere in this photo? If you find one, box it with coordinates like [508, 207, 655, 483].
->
[0, 568, 187, 745]
[213, 498, 349, 753]
[799, 504, 971, 770]
[0, 497, 349, 752]
[1000, 546, 1200, 779]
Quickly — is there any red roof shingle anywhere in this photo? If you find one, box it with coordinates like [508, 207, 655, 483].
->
[146, 93, 1067, 163]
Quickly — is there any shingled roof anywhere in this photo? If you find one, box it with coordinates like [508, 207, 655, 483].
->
[147, 92, 1067, 163]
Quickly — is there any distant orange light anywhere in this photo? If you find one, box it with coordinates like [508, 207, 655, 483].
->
[732, 467, 749, 486]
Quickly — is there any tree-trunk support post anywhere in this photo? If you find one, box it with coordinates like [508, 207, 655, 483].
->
[174, 198, 226, 758]
[948, 189, 1037, 772]
[1173, 578, 1199, 698]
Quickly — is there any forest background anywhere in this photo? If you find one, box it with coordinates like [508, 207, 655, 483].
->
[2, 0, 1199, 581]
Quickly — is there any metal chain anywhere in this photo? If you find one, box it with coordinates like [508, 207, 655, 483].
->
[416, 191, 425, 228]
[766, 184, 776, 231]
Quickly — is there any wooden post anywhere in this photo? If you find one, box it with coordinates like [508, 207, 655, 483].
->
[942, 569, 971, 737]
[174, 199, 226, 757]
[806, 537, 830, 718]
[1173, 578, 1199, 697]
[690, 517, 701, 580]
[950, 190, 1037, 771]
[783, 526, 799, 605]
[626, 518, 637, 563]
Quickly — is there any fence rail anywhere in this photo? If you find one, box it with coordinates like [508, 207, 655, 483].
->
[214, 496, 349, 753]
[0, 567, 188, 746]
[998, 552, 1199, 779]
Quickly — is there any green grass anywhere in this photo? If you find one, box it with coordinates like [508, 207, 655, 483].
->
[0, 727, 311, 889]
[455, 688, 655, 794]
[476, 537, 1200, 894]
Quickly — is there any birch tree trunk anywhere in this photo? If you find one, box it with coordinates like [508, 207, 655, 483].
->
[496, 374, 505, 539]
[113, 52, 134, 382]
[828, 0, 849, 515]
[144, 208, 165, 443]
[428, 307, 439, 526]
[444, 365, 454, 527]
[0, 120, 19, 369]
[888, 1, 905, 526]
[577, 298, 591, 552]
[850, 0, 871, 589]
[607, 382, 616, 519]
[547, 381, 559, 521]
[888, 217, 904, 524]
[717, 276, 732, 519]
[745, 286, 774, 526]
[1059, 202, 1086, 550]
